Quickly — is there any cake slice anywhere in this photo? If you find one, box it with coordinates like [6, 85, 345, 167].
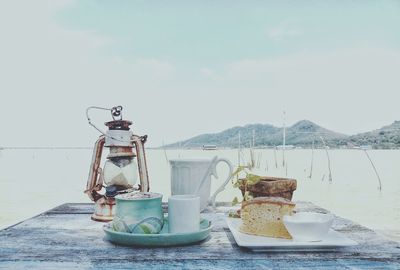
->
[240, 197, 295, 239]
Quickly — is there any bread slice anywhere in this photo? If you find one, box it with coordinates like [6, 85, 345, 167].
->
[240, 197, 295, 239]
[239, 176, 297, 200]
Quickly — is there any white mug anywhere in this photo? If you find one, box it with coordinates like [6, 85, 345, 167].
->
[169, 156, 233, 210]
[168, 195, 200, 233]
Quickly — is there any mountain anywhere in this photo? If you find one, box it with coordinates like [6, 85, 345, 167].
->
[283, 120, 348, 146]
[165, 120, 349, 148]
[349, 121, 400, 149]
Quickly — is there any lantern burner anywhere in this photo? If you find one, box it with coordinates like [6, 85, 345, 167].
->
[105, 120, 132, 131]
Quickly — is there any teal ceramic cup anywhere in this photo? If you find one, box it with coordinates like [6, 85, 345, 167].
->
[112, 192, 164, 234]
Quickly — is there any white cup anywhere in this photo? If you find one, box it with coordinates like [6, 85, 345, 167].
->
[169, 157, 233, 210]
[168, 195, 200, 233]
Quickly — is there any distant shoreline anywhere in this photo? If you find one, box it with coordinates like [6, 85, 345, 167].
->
[1, 146, 399, 151]
[155, 147, 400, 150]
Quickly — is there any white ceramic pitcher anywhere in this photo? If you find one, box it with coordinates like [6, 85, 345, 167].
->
[169, 157, 233, 210]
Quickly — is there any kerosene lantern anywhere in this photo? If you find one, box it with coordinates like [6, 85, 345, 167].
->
[84, 106, 150, 221]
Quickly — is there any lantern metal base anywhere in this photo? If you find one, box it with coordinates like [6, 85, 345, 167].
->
[91, 196, 116, 222]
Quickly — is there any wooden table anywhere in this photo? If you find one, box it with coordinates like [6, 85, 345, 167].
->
[1, 202, 399, 269]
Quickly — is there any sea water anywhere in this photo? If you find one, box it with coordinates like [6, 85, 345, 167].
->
[0, 149, 399, 240]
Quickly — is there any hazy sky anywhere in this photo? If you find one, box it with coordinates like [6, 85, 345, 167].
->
[0, 0, 399, 147]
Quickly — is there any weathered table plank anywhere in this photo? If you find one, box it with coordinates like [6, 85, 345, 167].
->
[1, 202, 399, 269]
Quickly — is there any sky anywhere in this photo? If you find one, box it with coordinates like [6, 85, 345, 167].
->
[0, 0, 399, 147]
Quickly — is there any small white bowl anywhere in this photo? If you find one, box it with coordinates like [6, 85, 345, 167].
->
[283, 212, 334, 242]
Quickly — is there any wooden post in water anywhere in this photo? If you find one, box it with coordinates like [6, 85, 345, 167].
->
[238, 131, 241, 166]
[363, 149, 382, 191]
[320, 136, 332, 182]
[252, 129, 255, 148]
[309, 138, 314, 179]
[282, 111, 286, 167]
[162, 140, 169, 164]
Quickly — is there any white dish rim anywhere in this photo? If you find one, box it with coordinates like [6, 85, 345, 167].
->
[225, 217, 358, 249]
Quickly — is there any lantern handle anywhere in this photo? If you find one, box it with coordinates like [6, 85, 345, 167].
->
[110, 106, 123, 120]
[86, 106, 115, 137]
[86, 105, 135, 144]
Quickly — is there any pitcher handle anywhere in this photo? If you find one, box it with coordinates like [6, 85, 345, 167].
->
[209, 158, 234, 208]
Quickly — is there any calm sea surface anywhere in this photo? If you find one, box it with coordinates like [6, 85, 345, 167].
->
[0, 149, 399, 239]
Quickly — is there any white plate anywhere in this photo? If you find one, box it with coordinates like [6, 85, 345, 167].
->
[226, 217, 358, 252]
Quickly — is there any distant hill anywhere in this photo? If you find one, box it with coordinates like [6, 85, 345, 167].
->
[281, 120, 348, 146]
[165, 120, 400, 149]
[349, 121, 400, 149]
[165, 120, 349, 148]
